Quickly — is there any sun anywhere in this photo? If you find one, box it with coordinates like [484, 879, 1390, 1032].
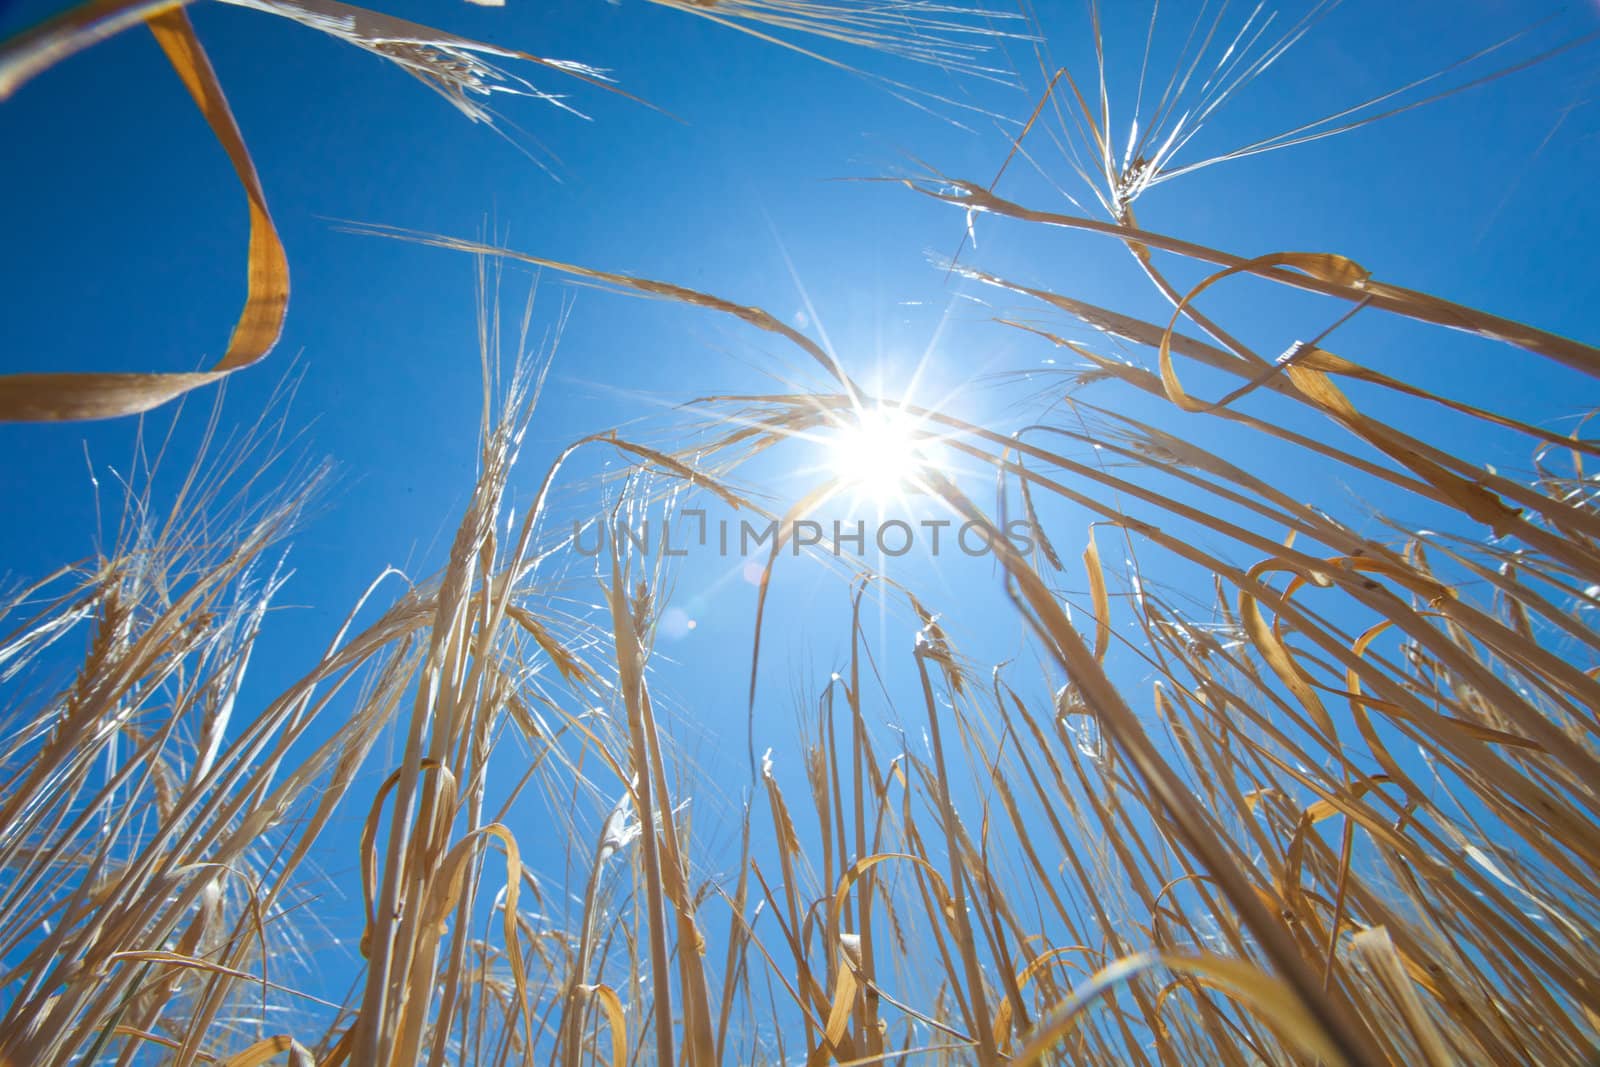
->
[828, 404, 929, 500]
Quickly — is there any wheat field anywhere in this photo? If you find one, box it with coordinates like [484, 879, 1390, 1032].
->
[0, 2, 1597, 1064]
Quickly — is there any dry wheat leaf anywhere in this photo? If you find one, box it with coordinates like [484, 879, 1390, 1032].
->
[219, 1035, 317, 1067]
[1013, 951, 1350, 1066]
[0, 0, 193, 102]
[0, 7, 287, 422]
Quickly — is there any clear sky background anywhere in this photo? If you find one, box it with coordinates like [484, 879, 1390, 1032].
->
[1, 0, 1597, 1031]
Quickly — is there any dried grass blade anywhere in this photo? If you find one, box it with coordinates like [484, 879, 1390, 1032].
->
[0, 7, 287, 422]
[0, 0, 190, 101]
[1282, 363, 1523, 535]
[1084, 531, 1111, 662]
[584, 982, 629, 1067]
[1013, 952, 1347, 1066]
[219, 1034, 317, 1067]
[1348, 927, 1454, 1067]
[920, 180, 1600, 374]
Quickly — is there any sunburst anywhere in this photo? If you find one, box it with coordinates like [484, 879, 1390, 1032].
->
[827, 404, 934, 502]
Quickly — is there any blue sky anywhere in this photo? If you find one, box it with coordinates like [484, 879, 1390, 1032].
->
[2, 0, 1598, 1040]
[2, 0, 1593, 686]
